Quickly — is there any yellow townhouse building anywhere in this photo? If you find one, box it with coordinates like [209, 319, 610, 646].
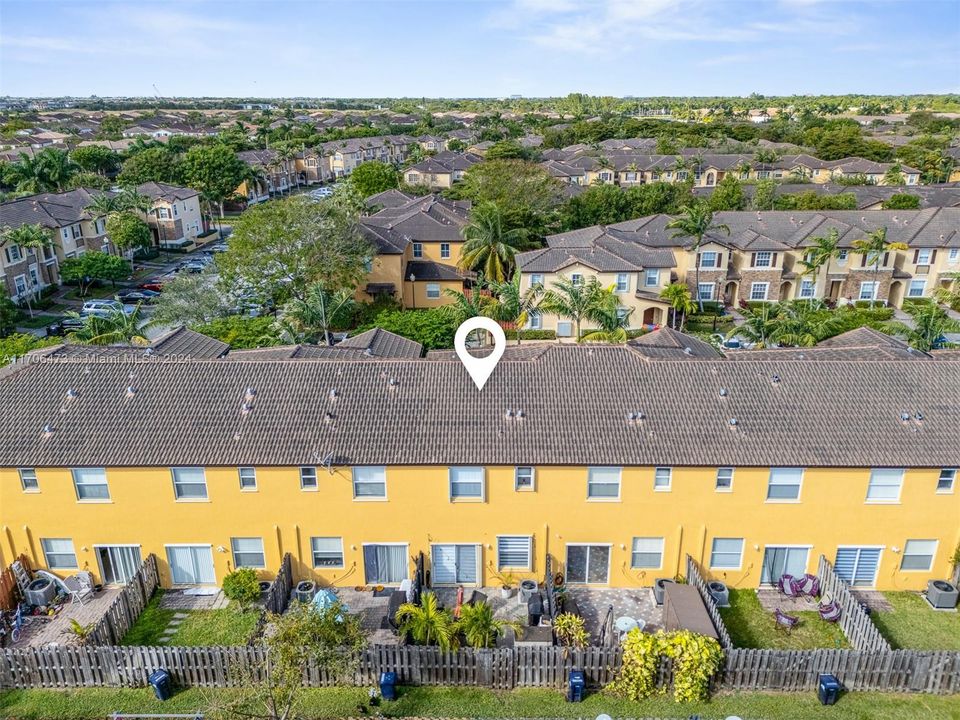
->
[1, 329, 958, 593]
[519, 208, 960, 326]
[358, 193, 473, 308]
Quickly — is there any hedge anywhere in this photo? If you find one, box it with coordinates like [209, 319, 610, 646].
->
[504, 329, 556, 340]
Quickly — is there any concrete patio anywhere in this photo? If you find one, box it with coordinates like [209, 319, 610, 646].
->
[565, 586, 664, 643]
[18, 587, 120, 647]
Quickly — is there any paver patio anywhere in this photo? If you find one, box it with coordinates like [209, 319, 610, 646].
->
[18, 588, 120, 647]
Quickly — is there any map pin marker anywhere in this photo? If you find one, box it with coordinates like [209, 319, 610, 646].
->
[454, 316, 506, 391]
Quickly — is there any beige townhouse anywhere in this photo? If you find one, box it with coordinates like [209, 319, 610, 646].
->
[403, 151, 482, 189]
[135, 182, 206, 249]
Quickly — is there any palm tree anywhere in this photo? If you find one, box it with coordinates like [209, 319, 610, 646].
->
[485, 273, 542, 345]
[458, 202, 531, 283]
[796, 228, 840, 307]
[274, 282, 356, 345]
[36, 148, 78, 191]
[581, 291, 632, 344]
[660, 282, 696, 330]
[67, 304, 150, 346]
[769, 301, 845, 347]
[730, 302, 779, 348]
[666, 205, 730, 312]
[458, 601, 522, 649]
[883, 303, 960, 351]
[933, 272, 960, 311]
[9, 152, 48, 193]
[851, 227, 909, 307]
[0, 223, 55, 316]
[540, 276, 607, 342]
[395, 592, 459, 651]
[442, 280, 494, 325]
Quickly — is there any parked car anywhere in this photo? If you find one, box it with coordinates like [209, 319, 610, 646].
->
[115, 289, 159, 304]
[208, 242, 229, 253]
[309, 187, 334, 199]
[46, 316, 84, 336]
[81, 299, 134, 317]
[139, 280, 166, 293]
[180, 260, 209, 274]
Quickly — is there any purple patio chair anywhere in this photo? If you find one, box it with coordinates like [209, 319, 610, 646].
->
[799, 574, 820, 598]
[778, 574, 801, 599]
[774, 608, 800, 633]
[819, 600, 842, 623]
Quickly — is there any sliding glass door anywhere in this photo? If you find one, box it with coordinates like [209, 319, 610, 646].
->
[363, 544, 408, 585]
[96, 545, 142, 585]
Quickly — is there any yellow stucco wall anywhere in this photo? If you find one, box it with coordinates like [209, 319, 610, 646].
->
[401, 279, 463, 308]
[4, 465, 954, 591]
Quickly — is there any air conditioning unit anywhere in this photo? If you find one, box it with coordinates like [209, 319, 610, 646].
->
[708, 581, 730, 608]
[653, 578, 675, 606]
[926, 580, 959, 609]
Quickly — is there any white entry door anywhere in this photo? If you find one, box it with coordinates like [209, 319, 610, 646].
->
[431, 544, 479, 585]
[166, 545, 216, 585]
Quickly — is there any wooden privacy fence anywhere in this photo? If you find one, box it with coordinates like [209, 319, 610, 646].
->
[684, 555, 733, 650]
[0, 554, 31, 611]
[264, 553, 292, 615]
[817, 555, 891, 652]
[2, 644, 959, 694]
[88, 554, 161, 647]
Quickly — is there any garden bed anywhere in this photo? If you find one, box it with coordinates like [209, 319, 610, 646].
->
[871, 592, 960, 650]
[120, 590, 261, 646]
[719, 590, 849, 650]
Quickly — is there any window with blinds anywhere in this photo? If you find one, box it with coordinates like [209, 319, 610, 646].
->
[497, 536, 532, 569]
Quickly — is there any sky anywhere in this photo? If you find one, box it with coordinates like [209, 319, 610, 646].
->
[0, 0, 958, 98]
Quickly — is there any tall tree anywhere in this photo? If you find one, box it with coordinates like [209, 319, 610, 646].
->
[274, 282, 356, 346]
[458, 202, 531, 282]
[666, 205, 730, 312]
[452, 159, 562, 234]
[35, 148, 78, 191]
[395, 592, 458, 651]
[0, 223, 55, 315]
[179, 144, 248, 233]
[851, 227, 908, 307]
[67, 304, 149, 346]
[540, 275, 606, 342]
[118, 147, 181, 186]
[217, 196, 372, 305]
[883, 303, 960, 351]
[348, 161, 400, 197]
[659, 282, 696, 330]
[796, 228, 840, 306]
[70, 146, 121, 176]
[485, 273, 543, 344]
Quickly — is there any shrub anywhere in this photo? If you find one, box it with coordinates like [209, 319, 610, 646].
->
[356, 308, 458, 350]
[609, 628, 661, 700]
[503, 329, 556, 340]
[192, 316, 281, 349]
[222, 567, 262, 610]
[554, 612, 588, 649]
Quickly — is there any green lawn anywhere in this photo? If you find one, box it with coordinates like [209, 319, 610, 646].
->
[63, 285, 119, 301]
[120, 591, 261, 646]
[720, 589, 849, 650]
[872, 592, 960, 650]
[1, 687, 958, 720]
[15, 314, 59, 329]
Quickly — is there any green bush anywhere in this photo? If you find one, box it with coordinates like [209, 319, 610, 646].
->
[695, 301, 726, 316]
[901, 297, 933, 308]
[221, 567, 262, 610]
[356, 308, 457, 350]
[610, 629, 724, 703]
[192, 315, 282, 349]
[503, 329, 556, 340]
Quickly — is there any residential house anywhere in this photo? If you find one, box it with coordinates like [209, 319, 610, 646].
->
[2, 330, 957, 591]
[402, 151, 482, 189]
[135, 182, 206, 249]
[519, 209, 960, 313]
[358, 194, 472, 307]
[235, 149, 296, 205]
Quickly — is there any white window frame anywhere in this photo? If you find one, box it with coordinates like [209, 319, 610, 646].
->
[571, 273, 584, 287]
[425, 283, 441, 299]
[449, 466, 485, 501]
[916, 249, 932, 265]
[700, 251, 718, 269]
[41, 538, 78, 569]
[900, 539, 937, 572]
[631, 537, 664, 569]
[799, 279, 814, 298]
[530, 273, 544, 288]
[754, 251, 772, 268]
[710, 538, 744, 570]
[238, 467, 257, 491]
[352, 466, 387, 500]
[565, 543, 612, 584]
[697, 283, 714, 300]
[949, 248, 959, 264]
[837, 249, 848, 266]
[72, 467, 110, 502]
[526, 311, 542, 330]
[514, 466, 535, 491]
[412, 242, 423, 258]
[866, 468, 903, 504]
[750, 282, 769, 301]
[654, 466, 672, 492]
[300, 466, 318, 491]
[497, 535, 532, 570]
[859, 281, 878, 301]
[908, 280, 926, 298]
[937, 468, 956, 494]
[644, 269, 659, 287]
[440, 243, 451, 259]
[171, 467, 208, 501]
[715, 467, 734, 492]
[587, 466, 621, 501]
[767, 467, 803, 502]
[230, 537, 266, 569]
[615, 273, 629, 293]
[311, 537, 345, 568]
[19, 468, 39, 492]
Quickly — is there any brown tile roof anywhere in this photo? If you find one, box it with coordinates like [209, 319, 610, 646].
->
[628, 328, 722, 359]
[2, 345, 957, 468]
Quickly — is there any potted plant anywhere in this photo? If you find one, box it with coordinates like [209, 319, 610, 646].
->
[494, 570, 518, 599]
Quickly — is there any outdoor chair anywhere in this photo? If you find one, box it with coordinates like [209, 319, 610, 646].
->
[819, 599, 842, 623]
[68, 571, 95, 605]
[799, 574, 821, 598]
[774, 608, 800, 633]
[777, 574, 802, 599]
[468, 590, 488, 606]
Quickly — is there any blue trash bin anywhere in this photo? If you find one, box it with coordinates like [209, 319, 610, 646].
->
[568, 670, 585, 702]
[148, 668, 172, 701]
[818, 673, 841, 705]
[380, 671, 397, 701]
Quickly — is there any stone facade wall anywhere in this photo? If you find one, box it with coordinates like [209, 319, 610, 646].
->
[739, 269, 784, 301]
[685, 269, 727, 301]
[840, 270, 894, 303]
